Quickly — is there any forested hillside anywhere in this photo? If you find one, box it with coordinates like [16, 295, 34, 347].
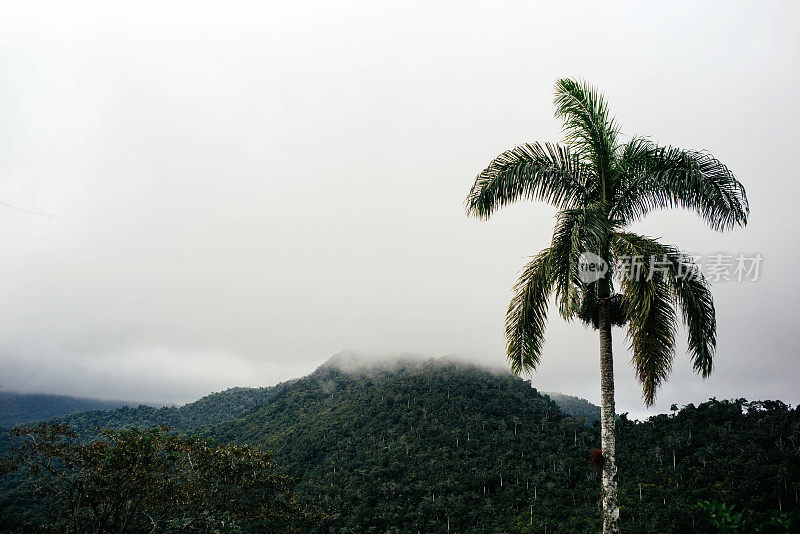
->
[207, 358, 799, 532]
[543, 392, 601, 424]
[0, 375, 596, 433]
[0, 392, 129, 427]
[616, 399, 799, 532]
[46, 383, 291, 433]
[209, 359, 599, 532]
[1, 357, 798, 532]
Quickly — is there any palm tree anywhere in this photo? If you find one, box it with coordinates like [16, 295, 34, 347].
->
[465, 78, 748, 533]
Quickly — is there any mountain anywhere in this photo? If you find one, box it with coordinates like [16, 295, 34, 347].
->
[208, 357, 599, 532]
[0, 358, 599, 431]
[205, 357, 800, 532]
[0, 392, 130, 427]
[2, 355, 798, 532]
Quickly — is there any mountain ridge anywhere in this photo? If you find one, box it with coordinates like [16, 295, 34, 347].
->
[4, 355, 599, 431]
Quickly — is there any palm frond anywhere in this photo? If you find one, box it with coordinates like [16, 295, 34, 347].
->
[623, 274, 676, 406]
[549, 203, 615, 317]
[612, 232, 716, 377]
[615, 135, 652, 170]
[612, 232, 717, 402]
[506, 249, 556, 374]
[613, 140, 749, 230]
[466, 142, 592, 219]
[553, 78, 619, 194]
[674, 272, 716, 377]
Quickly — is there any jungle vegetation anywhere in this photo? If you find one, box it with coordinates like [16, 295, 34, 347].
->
[2, 358, 796, 533]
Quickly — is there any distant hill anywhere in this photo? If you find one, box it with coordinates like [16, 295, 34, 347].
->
[50, 383, 292, 434]
[0, 392, 130, 427]
[544, 392, 601, 423]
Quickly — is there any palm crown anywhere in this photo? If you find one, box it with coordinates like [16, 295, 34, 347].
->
[466, 78, 749, 405]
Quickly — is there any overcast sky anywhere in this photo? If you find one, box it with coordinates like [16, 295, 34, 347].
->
[0, 1, 798, 418]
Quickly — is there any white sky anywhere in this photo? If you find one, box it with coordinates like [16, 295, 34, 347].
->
[0, 1, 798, 418]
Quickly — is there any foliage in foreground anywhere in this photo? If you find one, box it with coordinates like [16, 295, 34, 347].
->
[0, 424, 312, 533]
[699, 500, 798, 533]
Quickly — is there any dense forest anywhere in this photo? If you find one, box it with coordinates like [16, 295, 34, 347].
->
[1, 357, 798, 532]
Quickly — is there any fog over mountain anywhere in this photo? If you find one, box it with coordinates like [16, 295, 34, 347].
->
[1, 2, 799, 419]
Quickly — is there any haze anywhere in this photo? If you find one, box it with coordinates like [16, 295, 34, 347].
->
[1, 1, 798, 419]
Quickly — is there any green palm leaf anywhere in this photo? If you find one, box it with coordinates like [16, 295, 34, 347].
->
[549, 203, 616, 317]
[466, 142, 592, 219]
[613, 140, 749, 230]
[553, 78, 619, 193]
[612, 232, 716, 379]
[622, 271, 677, 406]
[505, 249, 555, 374]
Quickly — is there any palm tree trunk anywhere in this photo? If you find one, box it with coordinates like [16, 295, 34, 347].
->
[599, 300, 620, 533]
